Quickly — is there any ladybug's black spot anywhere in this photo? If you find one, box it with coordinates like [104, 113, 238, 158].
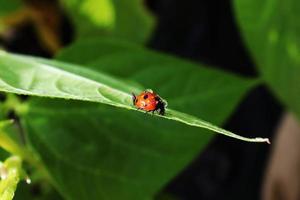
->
[143, 94, 148, 99]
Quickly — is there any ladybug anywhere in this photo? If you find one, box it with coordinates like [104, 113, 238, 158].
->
[132, 90, 167, 115]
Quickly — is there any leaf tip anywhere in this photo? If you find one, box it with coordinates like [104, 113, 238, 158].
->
[256, 137, 270, 144]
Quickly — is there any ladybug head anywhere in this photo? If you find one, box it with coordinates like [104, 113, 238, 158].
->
[157, 100, 166, 115]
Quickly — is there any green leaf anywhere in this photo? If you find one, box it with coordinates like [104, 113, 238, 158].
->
[25, 99, 215, 200]
[0, 156, 22, 200]
[62, 0, 154, 43]
[56, 37, 141, 65]
[0, 49, 267, 142]
[64, 0, 115, 28]
[234, 0, 300, 117]
[0, 42, 268, 199]
[56, 38, 258, 124]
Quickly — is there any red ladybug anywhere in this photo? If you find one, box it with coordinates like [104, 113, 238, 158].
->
[132, 90, 167, 115]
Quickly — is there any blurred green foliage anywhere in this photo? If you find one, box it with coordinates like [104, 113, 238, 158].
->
[235, 0, 300, 118]
[62, 0, 154, 43]
[0, 156, 22, 200]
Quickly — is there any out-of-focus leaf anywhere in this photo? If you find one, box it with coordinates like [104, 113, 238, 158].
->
[63, 0, 115, 29]
[0, 156, 22, 200]
[234, 0, 300, 117]
[62, 0, 154, 43]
